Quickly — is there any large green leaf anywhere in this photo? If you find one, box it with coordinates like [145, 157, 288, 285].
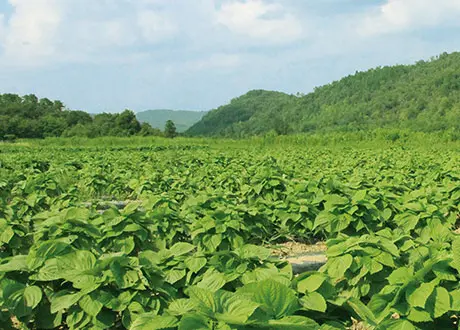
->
[3, 284, 42, 318]
[169, 242, 196, 256]
[187, 287, 218, 315]
[215, 291, 260, 324]
[79, 294, 103, 317]
[388, 267, 413, 285]
[238, 279, 299, 319]
[113, 236, 136, 254]
[178, 314, 211, 330]
[165, 269, 186, 285]
[50, 291, 84, 314]
[167, 299, 196, 316]
[130, 314, 178, 330]
[377, 319, 416, 330]
[326, 255, 353, 279]
[0, 255, 28, 272]
[197, 271, 227, 292]
[236, 244, 271, 260]
[267, 315, 319, 329]
[426, 287, 450, 318]
[347, 297, 377, 327]
[300, 292, 327, 312]
[407, 308, 432, 323]
[297, 274, 326, 293]
[405, 281, 436, 308]
[185, 256, 207, 273]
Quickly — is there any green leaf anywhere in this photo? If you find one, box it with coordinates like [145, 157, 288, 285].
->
[352, 190, 367, 203]
[452, 237, 460, 271]
[347, 297, 377, 327]
[50, 292, 83, 314]
[178, 314, 211, 330]
[197, 271, 227, 292]
[79, 294, 103, 317]
[368, 294, 392, 319]
[167, 299, 196, 316]
[238, 279, 298, 319]
[236, 244, 271, 260]
[4, 284, 42, 318]
[215, 291, 260, 324]
[324, 194, 349, 207]
[388, 267, 413, 285]
[185, 256, 206, 273]
[187, 287, 218, 314]
[407, 308, 432, 323]
[297, 274, 326, 293]
[66, 308, 91, 329]
[320, 322, 345, 330]
[426, 287, 450, 318]
[169, 242, 196, 256]
[130, 314, 178, 330]
[0, 255, 28, 272]
[113, 236, 135, 254]
[382, 208, 392, 221]
[23, 286, 42, 310]
[165, 269, 186, 284]
[267, 316, 319, 329]
[35, 303, 63, 329]
[377, 319, 415, 330]
[65, 207, 91, 220]
[450, 289, 460, 311]
[27, 240, 72, 270]
[405, 281, 436, 308]
[0, 225, 14, 244]
[300, 292, 327, 312]
[326, 255, 353, 279]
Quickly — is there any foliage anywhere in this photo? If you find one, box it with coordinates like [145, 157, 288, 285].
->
[0, 95, 158, 139]
[0, 136, 459, 329]
[164, 120, 178, 138]
[187, 52, 460, 137]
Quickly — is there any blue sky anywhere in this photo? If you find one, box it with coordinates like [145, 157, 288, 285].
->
[0, 0, 460, 113]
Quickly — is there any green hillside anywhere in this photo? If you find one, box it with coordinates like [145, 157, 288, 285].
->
[187, 52, 460, 137]
[136, 109, 206, 132]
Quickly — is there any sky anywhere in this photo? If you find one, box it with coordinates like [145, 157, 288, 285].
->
[0, 0, 460, 113]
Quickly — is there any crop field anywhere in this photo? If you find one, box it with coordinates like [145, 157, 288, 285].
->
[0, 137, 460, 329]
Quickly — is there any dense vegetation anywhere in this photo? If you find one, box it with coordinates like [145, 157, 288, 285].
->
[0, 136, 459, 329]
[136, 110, 207, 133]
[187, 52, 460, 137]
[0, 94, 162, 139]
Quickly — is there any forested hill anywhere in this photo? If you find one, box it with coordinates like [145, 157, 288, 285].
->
[187, 52, 460, 137]
[136, 109, 206, 132]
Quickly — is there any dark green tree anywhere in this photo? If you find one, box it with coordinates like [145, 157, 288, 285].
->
[164, 120, 177, 138]
[139, 122, 163, 136]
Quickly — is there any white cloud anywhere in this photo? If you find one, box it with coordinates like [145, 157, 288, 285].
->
[359, 0, 460, 36]
[137, 10, 177, 43]
[0, 0, 180, 67]
[3, 0, 63, 63]
[216, 0, 303, 44]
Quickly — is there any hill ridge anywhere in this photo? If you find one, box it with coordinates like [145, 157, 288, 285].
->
[187, 52, 460, 137]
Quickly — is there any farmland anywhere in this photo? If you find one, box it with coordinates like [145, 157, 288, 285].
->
[0, 135, 459, 329]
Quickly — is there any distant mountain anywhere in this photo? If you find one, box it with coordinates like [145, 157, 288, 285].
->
[136, 109, 206, 132]
[187, 52, 460, 137]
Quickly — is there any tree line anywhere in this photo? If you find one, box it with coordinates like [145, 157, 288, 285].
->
[0, 93, 177, 140]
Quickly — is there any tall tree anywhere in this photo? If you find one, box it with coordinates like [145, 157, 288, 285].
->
[164, 120, 177, 138]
